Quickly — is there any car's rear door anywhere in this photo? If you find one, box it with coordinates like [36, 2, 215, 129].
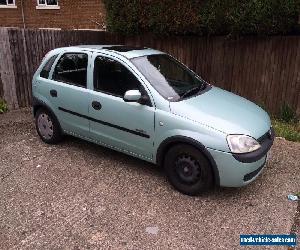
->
[88, 53, 155, 160]
[46, 50, 91, 136]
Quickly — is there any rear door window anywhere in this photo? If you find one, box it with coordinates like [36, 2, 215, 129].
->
[40, 54, 58, 79]
[52, 53, 88, 88]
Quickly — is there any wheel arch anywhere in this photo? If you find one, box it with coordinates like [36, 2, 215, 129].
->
[32, 96, 63, 132]
[33, 103, 43, 117]
[156, 136, 220, 186]
[33, 96, 54, 117]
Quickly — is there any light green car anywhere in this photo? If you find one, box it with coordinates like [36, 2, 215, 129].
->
[32, 45, 274, 195]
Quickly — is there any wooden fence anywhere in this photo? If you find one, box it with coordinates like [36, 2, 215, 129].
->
[0, 27, 299, 115]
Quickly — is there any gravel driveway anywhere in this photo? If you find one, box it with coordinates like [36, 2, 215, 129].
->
[0, 109, 299, 250]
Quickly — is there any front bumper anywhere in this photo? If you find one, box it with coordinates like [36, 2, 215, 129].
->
[207, 148, 268, 187]
[207, 127, 274, 187]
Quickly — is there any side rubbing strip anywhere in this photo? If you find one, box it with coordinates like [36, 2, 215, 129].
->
[58, 107, 150, 139]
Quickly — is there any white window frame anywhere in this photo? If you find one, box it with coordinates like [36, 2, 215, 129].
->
[0, 0, 17, 8]
[36, 0, 60, 10]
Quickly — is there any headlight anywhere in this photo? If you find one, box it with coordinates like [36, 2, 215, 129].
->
[227, 135, 261, 154]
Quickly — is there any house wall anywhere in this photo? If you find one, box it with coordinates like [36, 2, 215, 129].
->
[0, 2, 23, 28]
[0, 0, 106, 30]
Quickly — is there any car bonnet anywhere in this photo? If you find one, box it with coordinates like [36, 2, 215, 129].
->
[169, 87, 271, 139]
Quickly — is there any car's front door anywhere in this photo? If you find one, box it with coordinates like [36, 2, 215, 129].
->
[89, 54, 155, 160]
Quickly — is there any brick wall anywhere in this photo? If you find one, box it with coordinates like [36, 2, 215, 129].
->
[0, 0, 106, 30]
[0, 2, 23, 28]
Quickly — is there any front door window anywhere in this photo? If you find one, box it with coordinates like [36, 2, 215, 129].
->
[94, 56, 140, 96]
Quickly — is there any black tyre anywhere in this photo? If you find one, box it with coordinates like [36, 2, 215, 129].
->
[35, 108, 62, 144]
[164, 144, 213, 196]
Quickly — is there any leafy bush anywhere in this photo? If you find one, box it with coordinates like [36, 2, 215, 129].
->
[0, 98, 8, 114]
[226, 0, 300, 35]
[104, 0, 200, 35]
[104, 0, 141, 34]
[278, 103, 298, 123]
[103, 0, 300, 36]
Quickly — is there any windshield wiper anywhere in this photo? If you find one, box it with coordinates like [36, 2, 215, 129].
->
[180, 83, 206, 100]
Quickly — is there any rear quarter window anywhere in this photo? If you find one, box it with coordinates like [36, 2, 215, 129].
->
[40, 54, 58, 79]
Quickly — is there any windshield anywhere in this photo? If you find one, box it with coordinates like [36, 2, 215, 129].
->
[130, 54, 206, 101]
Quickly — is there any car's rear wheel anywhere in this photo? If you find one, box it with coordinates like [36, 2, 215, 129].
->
[35, 108, 62, 144]
[164, 144, 213, 196]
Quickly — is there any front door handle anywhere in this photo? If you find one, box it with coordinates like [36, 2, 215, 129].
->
[92, 101, 102, 110]
[50, 89, 57, 97]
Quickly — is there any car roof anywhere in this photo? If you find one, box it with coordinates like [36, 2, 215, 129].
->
[58, 45, 164, 59]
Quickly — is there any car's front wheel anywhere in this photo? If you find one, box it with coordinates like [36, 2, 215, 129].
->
[164, 144, 213, 196]
[35, 108, 62, 144]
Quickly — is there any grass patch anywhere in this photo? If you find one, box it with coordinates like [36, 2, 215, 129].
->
[0, 99, 8, 114]
[272, 119, 300, 142]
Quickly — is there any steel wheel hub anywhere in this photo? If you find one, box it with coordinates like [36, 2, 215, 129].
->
[175, 155, 201, 184]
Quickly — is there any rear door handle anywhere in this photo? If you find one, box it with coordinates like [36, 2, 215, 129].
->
[92, 101, 102, 110]
[50, 89, 57, 97]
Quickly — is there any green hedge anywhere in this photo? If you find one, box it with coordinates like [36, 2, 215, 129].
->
[103, 0, 300, 36]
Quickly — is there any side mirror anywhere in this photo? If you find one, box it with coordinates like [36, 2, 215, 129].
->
[123, 90, 142, 102]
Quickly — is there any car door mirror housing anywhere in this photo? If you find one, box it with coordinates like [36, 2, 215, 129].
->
[124, 90, 142, 102]
[138, 95, 151, 105]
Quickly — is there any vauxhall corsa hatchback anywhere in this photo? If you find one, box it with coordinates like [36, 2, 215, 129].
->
[32, 45, 274, 195]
